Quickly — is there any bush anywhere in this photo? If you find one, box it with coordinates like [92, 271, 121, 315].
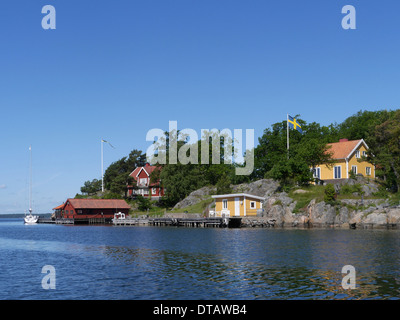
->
[216, 174, 232, 195]
[340, 183, 362, 195]
[103, 192, 122, 199]
[324, 184, 336, 203]
[136, 195, 152, 211]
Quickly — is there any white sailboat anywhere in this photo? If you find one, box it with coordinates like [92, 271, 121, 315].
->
[24, 145, 38, 225]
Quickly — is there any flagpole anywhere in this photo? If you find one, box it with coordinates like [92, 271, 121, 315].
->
[287, 114, 289, 159]
[101, 139, 116, 193]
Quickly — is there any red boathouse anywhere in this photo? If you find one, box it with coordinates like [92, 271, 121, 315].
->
[56, 198, 131, 223]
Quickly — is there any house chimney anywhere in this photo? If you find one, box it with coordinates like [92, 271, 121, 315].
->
[339, 138, 349, 142]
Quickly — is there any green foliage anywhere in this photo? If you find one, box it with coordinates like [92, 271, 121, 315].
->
[324, 184, 336, 203]
[80, 179, 102, 195]
[157, 132, 242, 205]
[104, 149, 146, 195]
[136, 195, 152, 211]
[367, 109, 400, 192]
[159, 163, 207, 204]
[216, 174, 232, 195]
[254, 118, 336, 187]
[102, 192, 122, 199]
[340, 184, 362, 195]
[289, 185, 326, 212]
[78, 109, 400, 208]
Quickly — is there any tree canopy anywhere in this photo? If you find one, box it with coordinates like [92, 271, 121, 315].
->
[78, 109, 400, 204]
[103, 149, 146, 196]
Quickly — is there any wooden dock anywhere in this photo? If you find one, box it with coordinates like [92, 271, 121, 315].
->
[38, 218, 109, 225]
[38, 216, 242, 228]
[149, 217, 228, 228]
[37, 218, 55, 224]
[55, 218, 75, 225]
[112, 218, 149, 226]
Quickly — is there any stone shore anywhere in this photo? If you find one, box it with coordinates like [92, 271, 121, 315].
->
[173, 178, 400, 229]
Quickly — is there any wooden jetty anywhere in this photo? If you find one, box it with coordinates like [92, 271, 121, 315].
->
[112, 218, 149, 226]
[38, 218, 110, 225]
[38, 214, 242, 228]
[37, 218, 55, 224]
[149, 217, 229, 228]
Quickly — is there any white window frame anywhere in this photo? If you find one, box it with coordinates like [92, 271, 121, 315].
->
[222, 199, 228, 209]
[250, 201, 256, 209]
[351, 165, 357, 175]
[355, 150, 360, 158]
[313, 167, 321, 179]
[334, 166, 342, 179]
[152, 187, 157, 195]
[366, 167, 371, 176]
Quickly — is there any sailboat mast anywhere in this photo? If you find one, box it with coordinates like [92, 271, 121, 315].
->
[29, 145, 32, 214]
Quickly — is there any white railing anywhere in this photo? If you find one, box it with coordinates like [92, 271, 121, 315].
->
[209, 210, 230, 217]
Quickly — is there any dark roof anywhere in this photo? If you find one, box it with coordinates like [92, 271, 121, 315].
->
[64, 198, 131, 210]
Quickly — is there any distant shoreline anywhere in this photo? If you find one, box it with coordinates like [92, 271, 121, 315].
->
[0, 213, 52, 218]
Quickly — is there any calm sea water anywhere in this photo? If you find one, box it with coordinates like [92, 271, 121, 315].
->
[1, 218, 400, 300]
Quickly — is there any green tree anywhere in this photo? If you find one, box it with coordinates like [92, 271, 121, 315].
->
[337, 109, 393, 143]
[136, 195, 152, 211]
[80, 179, 102, 195]
[103, 149, 145, 196]
[216, 173, 232, 195]
[368, 110, 400, 192]
[160, 163, 207, 204]
[324, 184, 336, 203]
[154, 130, 239, 205]
[254, 118, 336, 187]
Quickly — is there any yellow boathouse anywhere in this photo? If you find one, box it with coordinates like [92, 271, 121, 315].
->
[210, 193, 265, 217]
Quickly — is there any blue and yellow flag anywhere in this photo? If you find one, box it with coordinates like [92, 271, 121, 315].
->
[288, 115, 303, 134]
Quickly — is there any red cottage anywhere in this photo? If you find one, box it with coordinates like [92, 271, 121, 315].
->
[59, 198, 131, 223]
[127, 163, 165, 199]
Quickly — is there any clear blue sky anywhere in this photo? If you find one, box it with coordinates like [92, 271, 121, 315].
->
[0, 0, 399, 213]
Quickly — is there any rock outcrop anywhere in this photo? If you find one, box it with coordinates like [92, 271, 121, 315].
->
[173, 178, 400, 229]
[172, 186, 216, 210]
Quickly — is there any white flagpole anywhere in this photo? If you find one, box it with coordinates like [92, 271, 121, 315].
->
[287, 114, 289, 159]
[101, 139, 115, 193]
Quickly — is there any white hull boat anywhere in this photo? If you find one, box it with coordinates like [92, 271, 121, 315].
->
[24, 213, 39, 224]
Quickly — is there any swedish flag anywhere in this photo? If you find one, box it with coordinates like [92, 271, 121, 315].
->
[288, 115, 303, 134]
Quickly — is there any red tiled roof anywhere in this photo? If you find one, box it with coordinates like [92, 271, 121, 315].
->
[326, 139, 363, 159]
[53, 204, 64, 210]
[65, 199, 131, 210]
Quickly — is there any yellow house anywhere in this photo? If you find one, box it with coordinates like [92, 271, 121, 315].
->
[313, 139, 375, 181]
[210, 193, 265, 217]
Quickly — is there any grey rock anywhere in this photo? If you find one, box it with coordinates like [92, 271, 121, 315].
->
[172, 186, 216, 210]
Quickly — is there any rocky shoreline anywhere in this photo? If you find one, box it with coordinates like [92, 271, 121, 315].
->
[246, 188, 400, 229]
[173, 178, 400, 230]
[240, 203, 400, 230]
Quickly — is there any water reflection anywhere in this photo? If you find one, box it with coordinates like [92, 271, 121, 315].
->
[2, 221, 400, 299]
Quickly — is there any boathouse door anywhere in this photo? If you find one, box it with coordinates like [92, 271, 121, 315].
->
[234, 198, 240, 216]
